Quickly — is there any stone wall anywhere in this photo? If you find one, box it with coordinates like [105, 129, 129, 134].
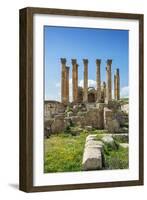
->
[44, 100, 65, 119]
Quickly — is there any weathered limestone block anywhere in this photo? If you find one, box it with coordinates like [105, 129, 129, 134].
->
[44, 118, 54, 128]
[104, 107, 120, 132]
[85, 126, 93, 131]
[85, 107, 103, 129]
[107, 119, 120, 132]
[52, 114, 65, 133]
[86, 134, 97, 142]
[70, 116, 85, 127]
[82, 135, 103, 170]
[115, 111, 128, 126]
[82, 147, 102, 170]
[101, 135, 114, 145]
[121, 104, 129, 114]
[86, 140, 104, 149]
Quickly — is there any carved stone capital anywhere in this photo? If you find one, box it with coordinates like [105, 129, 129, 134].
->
[60, 58, 66, 65]
[115, 68, 119, 75]
[83, 59, 88, 65]
[71, 59, 77, 65]
[107, 59, 112, 65]
[65, 66, 70, 72]
[96, 59, 101, 65]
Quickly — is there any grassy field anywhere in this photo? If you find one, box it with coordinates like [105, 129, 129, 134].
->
[44, 130, 128, 173]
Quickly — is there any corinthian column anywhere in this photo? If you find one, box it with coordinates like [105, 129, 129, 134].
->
[60, 58, 66, 103]
[96, 59, 101, 102]
[106, 59, 112, 102]
[72, 59, 78, 103]
[83, 59, 88, 103]
[65, 66, 70, 103]
[114, 68, 120, 100]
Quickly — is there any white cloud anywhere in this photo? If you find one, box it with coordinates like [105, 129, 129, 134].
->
[120, 86, 129, 98]
[79, 79, 96, 88]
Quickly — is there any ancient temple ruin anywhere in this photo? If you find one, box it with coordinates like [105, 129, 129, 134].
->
[60, 58, 120, 105]
[44, 58, 129, 138]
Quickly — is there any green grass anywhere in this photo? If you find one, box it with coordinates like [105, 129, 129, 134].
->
[44, 131, 89, 173]
[44, 129, 129, 173]
[104, 146, 129, 169]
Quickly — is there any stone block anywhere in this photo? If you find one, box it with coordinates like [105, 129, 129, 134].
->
[101, 135, 114, 145]
[82, 147, 102, 170]
[86, 134, 97, 142]
[85, 107, 103, 129]
[86, 140, 104, 149]
[85, 126, 93, 131]
[121, 104, 129, 114]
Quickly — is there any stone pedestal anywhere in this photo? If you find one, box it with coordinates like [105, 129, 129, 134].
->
[83, 59, 88, 103]
[106, 59, 112, 103]
[114, 68, 120, 100]
[96, 59, 101, 102]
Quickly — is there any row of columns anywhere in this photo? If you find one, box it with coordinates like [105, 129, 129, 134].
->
[61, 58, 120, 104]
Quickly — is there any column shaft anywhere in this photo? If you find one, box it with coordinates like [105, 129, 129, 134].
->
[61, 58, 66, 103]
[106, 59, 112, 102]
[96, 59, 101, 102]
[65, 66, 70, 104]
[115, 68, 120, 100]
[83, 59, 88, 103]
[72, 59, 78, 103]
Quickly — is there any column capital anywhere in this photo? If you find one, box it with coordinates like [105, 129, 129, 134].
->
[96, 59, 101, 65]
[107, 59, 112, 65]
[65, 66, 70, 71]
[71, 59, 77, 65]
[60, 58, 66, 64]
[83, 59, 88, 65]
[115, 68, 119, 75]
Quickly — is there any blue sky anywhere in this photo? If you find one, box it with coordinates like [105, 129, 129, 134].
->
[44, 26, 129, 101]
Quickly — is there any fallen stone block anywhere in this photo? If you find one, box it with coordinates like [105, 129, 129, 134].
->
[86, 134, 97, 142]
[82, 135, 103, 170]
[82, 147, 102, 170]
[101, 135, 114, 145]
[85, 126, 93, 131]
[86, 140, 104, 149]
